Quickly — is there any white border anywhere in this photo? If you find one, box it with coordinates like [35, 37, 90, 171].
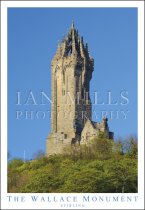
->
[1, 1, 144, 209]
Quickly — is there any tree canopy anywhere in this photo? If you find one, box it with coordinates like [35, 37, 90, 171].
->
[8, 134, 137, 193]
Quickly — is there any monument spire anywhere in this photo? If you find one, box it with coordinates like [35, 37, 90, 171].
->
[46, 21, 113, 157]
[46, 21, 96, 156]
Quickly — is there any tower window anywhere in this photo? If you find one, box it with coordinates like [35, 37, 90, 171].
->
[62, 90, 65, 95]
[81, 89, 84, 98]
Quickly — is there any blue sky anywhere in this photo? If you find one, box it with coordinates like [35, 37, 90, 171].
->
[8, 8, 137, 160]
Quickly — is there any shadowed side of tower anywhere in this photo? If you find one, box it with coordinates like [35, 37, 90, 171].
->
[46, 22, 94, 156]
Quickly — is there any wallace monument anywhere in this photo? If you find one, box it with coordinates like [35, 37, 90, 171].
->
[46, 22, 113, 156]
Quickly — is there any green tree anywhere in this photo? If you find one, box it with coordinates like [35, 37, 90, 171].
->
[8, 134, 138, 193]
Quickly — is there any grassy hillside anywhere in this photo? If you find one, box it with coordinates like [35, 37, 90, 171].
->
[8, 134, 137, 193]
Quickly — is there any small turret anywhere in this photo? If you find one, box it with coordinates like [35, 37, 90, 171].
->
[80, 36, 85, 57]
[71, 20, 74, 29]
[101, 117, 109, 132]
[55, 40, 62, 57]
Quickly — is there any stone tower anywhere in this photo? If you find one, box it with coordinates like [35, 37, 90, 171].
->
[46, 21, 94, 156]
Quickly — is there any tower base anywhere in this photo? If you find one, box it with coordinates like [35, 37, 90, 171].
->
[46, 132, 75, 156]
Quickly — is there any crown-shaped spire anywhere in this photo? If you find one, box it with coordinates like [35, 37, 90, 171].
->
[54, 21, 93, 60]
